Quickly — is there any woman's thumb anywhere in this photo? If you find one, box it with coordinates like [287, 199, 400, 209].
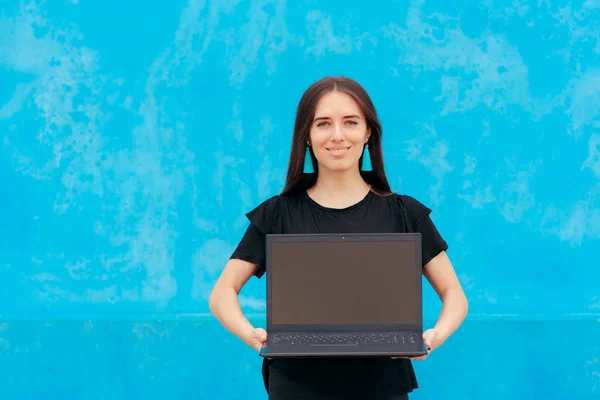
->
[422, 329, 436, 348]
[253, 328, 267, 342]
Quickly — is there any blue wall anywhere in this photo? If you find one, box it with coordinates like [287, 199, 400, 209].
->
[1, 0, 599, 398]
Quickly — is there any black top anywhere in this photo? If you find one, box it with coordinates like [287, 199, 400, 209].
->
[230, 190, 449, 398]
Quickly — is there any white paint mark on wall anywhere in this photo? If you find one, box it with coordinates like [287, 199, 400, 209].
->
[540, 183, 600, 245]
[382, 0, 533, 116]
[191, 238, 234, 301]
[582, 133, 600, 178]
[405, 123, 454, 208]
[499, 159, 538, 224]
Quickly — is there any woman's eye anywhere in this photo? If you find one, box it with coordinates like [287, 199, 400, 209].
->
[316, 120, 357, 127]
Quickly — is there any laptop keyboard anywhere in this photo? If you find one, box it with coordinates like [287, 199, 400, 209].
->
[271, 332, 418, 345]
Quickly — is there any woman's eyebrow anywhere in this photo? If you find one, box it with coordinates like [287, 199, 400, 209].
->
[313, 114, 362, 121]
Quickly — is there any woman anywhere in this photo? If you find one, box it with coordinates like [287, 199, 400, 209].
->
[209, 76, 468, 399]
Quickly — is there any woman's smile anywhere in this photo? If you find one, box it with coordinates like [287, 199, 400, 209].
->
[326, 145, 353, 156]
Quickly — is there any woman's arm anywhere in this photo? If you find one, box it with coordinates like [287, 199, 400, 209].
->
[208, 258, 266, 351]
[423, 250, 469, 344]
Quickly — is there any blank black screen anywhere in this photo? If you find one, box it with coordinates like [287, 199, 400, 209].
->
[269, 240, 419, 325]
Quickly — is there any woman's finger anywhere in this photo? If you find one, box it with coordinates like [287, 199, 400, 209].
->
[392, 355, 428, 360]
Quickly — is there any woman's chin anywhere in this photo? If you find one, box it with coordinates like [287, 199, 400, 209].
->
[318, 162, 360, 173]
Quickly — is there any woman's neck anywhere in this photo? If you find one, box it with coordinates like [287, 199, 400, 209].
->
[307, 168, 371, 208]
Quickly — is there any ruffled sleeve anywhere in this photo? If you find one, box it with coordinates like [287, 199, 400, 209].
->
[397, 195, 449, 267]
[230, 196, 281, 278]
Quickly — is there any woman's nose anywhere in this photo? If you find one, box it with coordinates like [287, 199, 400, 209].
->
[331, 124, 345, 140]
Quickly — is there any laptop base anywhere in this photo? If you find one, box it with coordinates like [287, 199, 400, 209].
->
[259, 331, 427, 358]
[260, 347, 427, 358]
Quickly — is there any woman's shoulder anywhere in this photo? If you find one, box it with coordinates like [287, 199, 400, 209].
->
[243, 195, 280, 234]
[245, 192, 304, 233]
[391, 192, 430, 210]
[249, 194, 282, 213]
[384, 192, 433, 222]
[247, 192, 303, 214]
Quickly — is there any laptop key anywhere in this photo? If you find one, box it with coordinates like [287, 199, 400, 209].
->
[272, 333, 411, 346]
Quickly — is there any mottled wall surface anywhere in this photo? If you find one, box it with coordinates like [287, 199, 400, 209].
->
[1, 0, 599, 399]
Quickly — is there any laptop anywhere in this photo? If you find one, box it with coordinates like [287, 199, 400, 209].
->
[259, 233, 427, 358]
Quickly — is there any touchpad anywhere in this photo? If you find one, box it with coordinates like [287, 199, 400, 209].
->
[309, 344, 358, 352]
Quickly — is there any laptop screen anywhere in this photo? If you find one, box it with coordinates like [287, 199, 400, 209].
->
[269, 238, 420, 326]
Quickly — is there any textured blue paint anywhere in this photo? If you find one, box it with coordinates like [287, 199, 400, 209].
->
[1, 0, 599, 398]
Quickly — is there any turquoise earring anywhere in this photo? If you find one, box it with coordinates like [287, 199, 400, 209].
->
[303, 146, 314, 173]
[362, 143, 373, 171]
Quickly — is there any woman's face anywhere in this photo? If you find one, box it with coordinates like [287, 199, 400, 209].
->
[308, 91, 370, 173]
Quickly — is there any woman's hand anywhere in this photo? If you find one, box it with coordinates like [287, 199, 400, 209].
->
[393, 328, 442, 361]
[411, 328, 442, 360]
[245, 327, 267, 352]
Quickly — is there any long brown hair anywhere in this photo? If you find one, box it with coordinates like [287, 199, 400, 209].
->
[280, 76, 392, 196]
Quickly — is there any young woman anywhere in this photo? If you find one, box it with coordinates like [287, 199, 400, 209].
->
[209, 76, 468, 399]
